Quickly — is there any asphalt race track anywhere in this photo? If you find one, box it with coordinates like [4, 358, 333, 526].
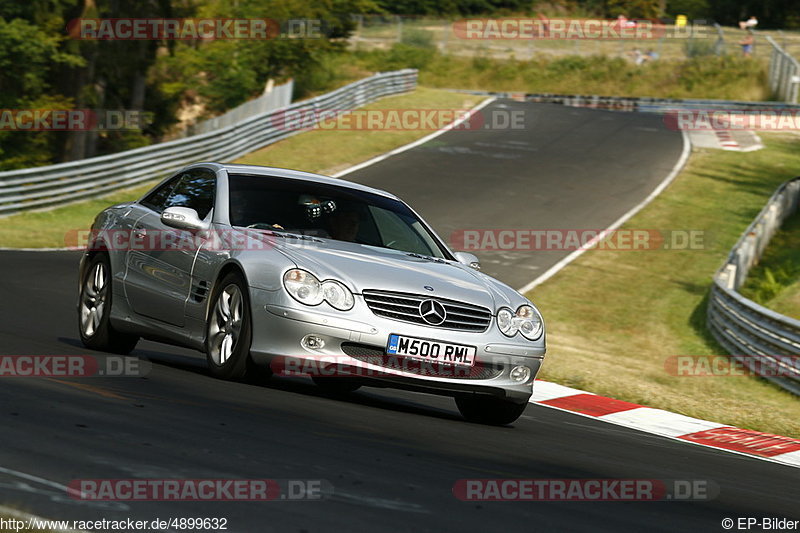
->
[347, 101, 687, 288]
[1, 102, 797, 532]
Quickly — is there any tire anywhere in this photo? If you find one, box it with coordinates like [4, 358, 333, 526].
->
[312, 376, 361, 394]
[455, 396, 528, 426]
[78, 253, 139, 354]
[205, 272, 266, 381]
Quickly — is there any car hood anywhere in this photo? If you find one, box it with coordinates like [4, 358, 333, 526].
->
[273, 236, 503, 308]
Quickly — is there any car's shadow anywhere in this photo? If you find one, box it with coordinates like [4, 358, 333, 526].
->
[59, 336, 471, 424]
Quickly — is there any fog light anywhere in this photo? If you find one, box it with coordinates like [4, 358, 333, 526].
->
[510, 365, 531, 383]
[301, 334, 325, 351]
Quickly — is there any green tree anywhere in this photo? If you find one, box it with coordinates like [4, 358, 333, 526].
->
[154, 0, 377, 114]
[604, 0, 662, 18]
[0, 16, 83, 169]
[666, 0, 711, 20]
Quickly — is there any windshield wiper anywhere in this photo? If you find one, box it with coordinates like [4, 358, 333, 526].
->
[243, 226, 323, 243]
[406, 252, 447, 264]
[270, 231, 323, 243]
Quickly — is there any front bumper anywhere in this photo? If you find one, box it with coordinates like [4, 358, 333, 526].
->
[248, 287, 545, 403]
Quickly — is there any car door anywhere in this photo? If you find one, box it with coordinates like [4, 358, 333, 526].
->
[123, 168, 217, 327]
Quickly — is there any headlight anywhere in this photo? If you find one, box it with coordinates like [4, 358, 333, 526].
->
[322, 280, 354, 311]
[516, 305, 543, 340]
[496, 305, 543, 340]
[284, 269, 323, 305]
[497, 308, 516, 336]
[283, 269, 354, 311]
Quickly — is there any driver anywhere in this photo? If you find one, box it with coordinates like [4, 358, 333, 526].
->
[328, 210, 360, 242]
[230, 191, 285, 230]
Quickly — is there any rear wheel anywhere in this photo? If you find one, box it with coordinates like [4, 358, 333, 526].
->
[206, 272, 268, 381]
[78, 253, 139, 354]
[456, 396, 528, 426]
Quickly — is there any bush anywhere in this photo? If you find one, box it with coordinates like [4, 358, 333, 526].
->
[401, 28, 436, 49]
[684, 37, 719, 57]
[362, 43, 438, 71]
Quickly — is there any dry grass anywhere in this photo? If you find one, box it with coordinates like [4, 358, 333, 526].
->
[237, 87, 480, 174]
[768, 283, 800, 318]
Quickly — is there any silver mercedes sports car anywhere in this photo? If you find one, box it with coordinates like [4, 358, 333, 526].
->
[78, 162, 546, 424]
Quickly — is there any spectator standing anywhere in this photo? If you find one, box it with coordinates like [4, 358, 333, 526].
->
[739, 30, 755, 57]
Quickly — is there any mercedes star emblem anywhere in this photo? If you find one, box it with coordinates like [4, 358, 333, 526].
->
[419, 299, 447, 325]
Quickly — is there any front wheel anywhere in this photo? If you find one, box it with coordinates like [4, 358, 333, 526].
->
[456, 396, 528, 426]
[78, 253, 139, 354]
[206, 272, 266, 381]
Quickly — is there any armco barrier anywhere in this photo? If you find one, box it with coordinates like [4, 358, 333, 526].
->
[767, 35, 800, 103]
[450, 88, 800, 114]
[708, 178, 800, 395]
[175, 78, 295, 139]
[0, 69, 418, 217]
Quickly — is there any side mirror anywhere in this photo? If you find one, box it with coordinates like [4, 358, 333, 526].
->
[161, 207, 208, 231]
[454, 251, 481, 270]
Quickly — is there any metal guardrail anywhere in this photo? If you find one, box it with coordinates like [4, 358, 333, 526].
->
[175, 79, 295, 139]
[708, 177, 800, 395]
[450, 89, 800, 114]
[767, 36, 800, 103]
[0, 69, 418, 217]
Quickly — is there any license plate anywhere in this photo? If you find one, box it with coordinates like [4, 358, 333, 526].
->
[386, 334, 476, 366]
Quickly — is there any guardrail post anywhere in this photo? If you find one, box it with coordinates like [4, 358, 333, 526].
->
[713, 23, 724, 56]
[720, 264, 737, 290]
[396, 15, 402, 43]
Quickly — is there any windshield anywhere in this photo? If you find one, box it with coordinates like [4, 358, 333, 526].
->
[228, 174, 450, 259]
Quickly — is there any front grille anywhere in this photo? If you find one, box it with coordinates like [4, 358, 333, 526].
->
[341, 343, 503, 380]
[362, 290, 492, 332]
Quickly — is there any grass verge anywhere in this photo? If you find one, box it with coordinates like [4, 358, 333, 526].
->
[526, 132, 800, 438]
[739, 213, 800, 319]
[354, 46, 770, 101]
[0, 88, 479, 249]
[765, 280, 800, 319]
[236, 87, 479, 172]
